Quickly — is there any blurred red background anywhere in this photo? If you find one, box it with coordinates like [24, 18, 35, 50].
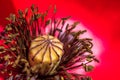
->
[0, 0, 120, 80]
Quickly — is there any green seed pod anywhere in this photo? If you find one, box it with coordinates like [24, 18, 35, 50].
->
[29, 35, 64, 75]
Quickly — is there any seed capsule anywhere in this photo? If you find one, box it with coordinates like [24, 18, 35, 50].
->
[29, 35, 64, 75]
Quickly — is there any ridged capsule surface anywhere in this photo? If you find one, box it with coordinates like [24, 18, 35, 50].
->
[29, 35, 64, 75]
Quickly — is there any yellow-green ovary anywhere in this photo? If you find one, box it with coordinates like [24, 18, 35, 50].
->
[29, 35, 64, 75]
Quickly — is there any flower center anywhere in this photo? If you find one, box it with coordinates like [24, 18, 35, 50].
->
[28, 35, 64, 75]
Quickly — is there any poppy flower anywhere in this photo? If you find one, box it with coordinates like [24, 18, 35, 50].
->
[0, 5, 98, 80]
